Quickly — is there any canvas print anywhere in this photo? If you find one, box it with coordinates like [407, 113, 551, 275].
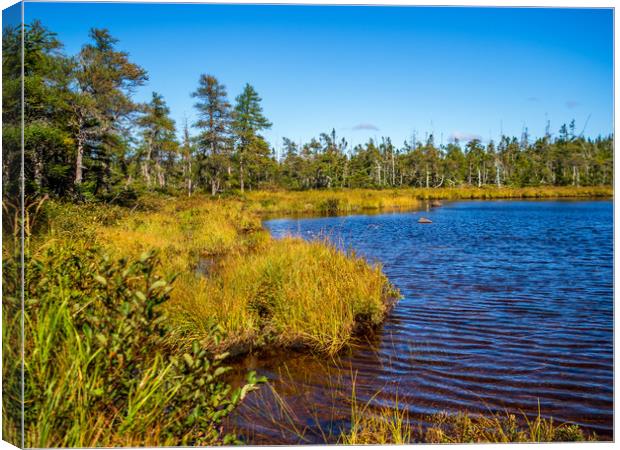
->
[1, 1, 614, 447]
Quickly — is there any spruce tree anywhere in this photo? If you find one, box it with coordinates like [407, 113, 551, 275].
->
[192, 74, 232, 195]
[231, 83, 272, 192]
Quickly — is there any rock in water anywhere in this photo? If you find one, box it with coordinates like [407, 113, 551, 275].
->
[418, 217, 432, 224]
[430, 200, 443, 207]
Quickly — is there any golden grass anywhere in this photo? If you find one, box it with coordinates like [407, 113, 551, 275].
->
[244, 185, 612, 215]
[244, 188, 423, 215]
[87, 185, 611, 355]
[95, 197, 264, 273]
[342, 407, 592, 444]
[423, 410, 592, 443]
[168, 238, 395, 355]
[90, 194, 396, 356]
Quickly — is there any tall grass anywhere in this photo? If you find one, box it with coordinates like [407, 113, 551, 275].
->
[168, 238, 397, 355]
[423, 410, 592, 443]
[87, 195, 398, 355]
[344, 406, 593, 443]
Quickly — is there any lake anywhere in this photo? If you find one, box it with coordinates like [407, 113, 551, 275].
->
[228, 200, 613, 443]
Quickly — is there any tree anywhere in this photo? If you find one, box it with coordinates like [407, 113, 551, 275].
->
[180, 119, 195, 196]
[137, 92, 177, 189]
[465, 139, 486, 187]
[3, 21, 75, 199]
[231, 83, 272, 192]
[192, 75, 232, 195]
[72, 28, 147, 197]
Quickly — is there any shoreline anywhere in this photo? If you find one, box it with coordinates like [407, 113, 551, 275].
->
[244, 186, 612, 217]
[261, 195, 614, 221]
[9, 187, 611, 446]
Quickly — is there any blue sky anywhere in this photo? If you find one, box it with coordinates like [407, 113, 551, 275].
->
[24, 2, 613, 151]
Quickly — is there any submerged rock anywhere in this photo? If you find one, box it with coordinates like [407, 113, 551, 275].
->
[418, 217, 433, 224]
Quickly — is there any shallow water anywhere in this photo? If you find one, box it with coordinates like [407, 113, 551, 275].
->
[229, 200, 613, 443]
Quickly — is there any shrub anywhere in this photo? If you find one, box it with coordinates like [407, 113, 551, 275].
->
[5, 244, 264, 447]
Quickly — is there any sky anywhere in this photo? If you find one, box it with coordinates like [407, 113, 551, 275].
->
[22, 2, 614, 151]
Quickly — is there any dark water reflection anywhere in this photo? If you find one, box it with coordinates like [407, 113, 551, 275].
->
[228, 200, 613, 443]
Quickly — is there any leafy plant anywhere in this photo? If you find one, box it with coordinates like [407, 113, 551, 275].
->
[7, 243, 265, 447]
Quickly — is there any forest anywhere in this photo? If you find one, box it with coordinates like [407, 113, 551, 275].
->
[2, 20, 614, 207]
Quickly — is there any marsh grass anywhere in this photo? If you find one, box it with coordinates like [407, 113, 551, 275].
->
[171, 237, 396, 355]
[423, 409, 592, 443]
[344, 405, 593, 444]
[9, 193, 398, 374]
[80, 195, 399, 356]
[244, 186, 612, 216]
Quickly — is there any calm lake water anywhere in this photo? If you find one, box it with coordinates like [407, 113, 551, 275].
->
[229, 200, 613, 443]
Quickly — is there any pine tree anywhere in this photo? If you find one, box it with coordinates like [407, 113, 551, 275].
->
[231, 83, 272, 192]
[72, 28, 147, 197]
[137, 92, 177, 189]
[192, 75, 232, 195]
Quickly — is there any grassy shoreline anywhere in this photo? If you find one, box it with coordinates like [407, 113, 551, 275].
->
[38, 185, 612, 358]
[244, 186, 612, 216]
[42, 193, 401, 357]
[5, 185, 609, 445]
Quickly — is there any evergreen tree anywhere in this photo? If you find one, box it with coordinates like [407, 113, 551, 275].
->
[192, 75, 232, 195]
[231, 83, 272, 192]
[3, 21, 75, 199]
[73, 28, 147, 198]
[137, 92, 177, 189]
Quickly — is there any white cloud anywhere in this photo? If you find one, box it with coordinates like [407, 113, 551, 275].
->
[352, 123, 379, 131]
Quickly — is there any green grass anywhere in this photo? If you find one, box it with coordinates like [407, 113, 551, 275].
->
[86, 195, 398, 355]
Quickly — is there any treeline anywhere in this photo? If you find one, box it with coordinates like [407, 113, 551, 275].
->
[3, 21, 613, 205]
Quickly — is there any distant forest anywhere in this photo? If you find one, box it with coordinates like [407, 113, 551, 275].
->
[3, 21, 614, 204]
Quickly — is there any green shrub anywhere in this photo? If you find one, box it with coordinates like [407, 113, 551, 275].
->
[7, 244, 265, 447]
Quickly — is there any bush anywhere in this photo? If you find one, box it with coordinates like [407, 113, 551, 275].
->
[5, 244, 265, 447]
